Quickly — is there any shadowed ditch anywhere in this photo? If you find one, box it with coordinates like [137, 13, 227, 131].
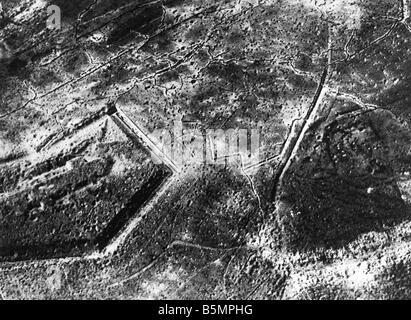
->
[0, 165, 171, 262]
[94, 165, 171, 251]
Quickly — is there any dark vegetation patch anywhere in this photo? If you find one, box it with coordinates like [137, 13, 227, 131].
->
[276, 111, 411, 250]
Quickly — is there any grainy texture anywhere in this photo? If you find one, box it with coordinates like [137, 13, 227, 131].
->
[0, 0, 411, 300]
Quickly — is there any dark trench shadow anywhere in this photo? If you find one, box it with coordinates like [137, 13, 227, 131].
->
[0, 165, 171, 263]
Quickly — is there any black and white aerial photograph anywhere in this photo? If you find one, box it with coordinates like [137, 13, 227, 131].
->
[1, 0, 411, 304]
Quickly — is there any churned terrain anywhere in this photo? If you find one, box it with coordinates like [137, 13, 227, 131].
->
[0, 0, 411, 299]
